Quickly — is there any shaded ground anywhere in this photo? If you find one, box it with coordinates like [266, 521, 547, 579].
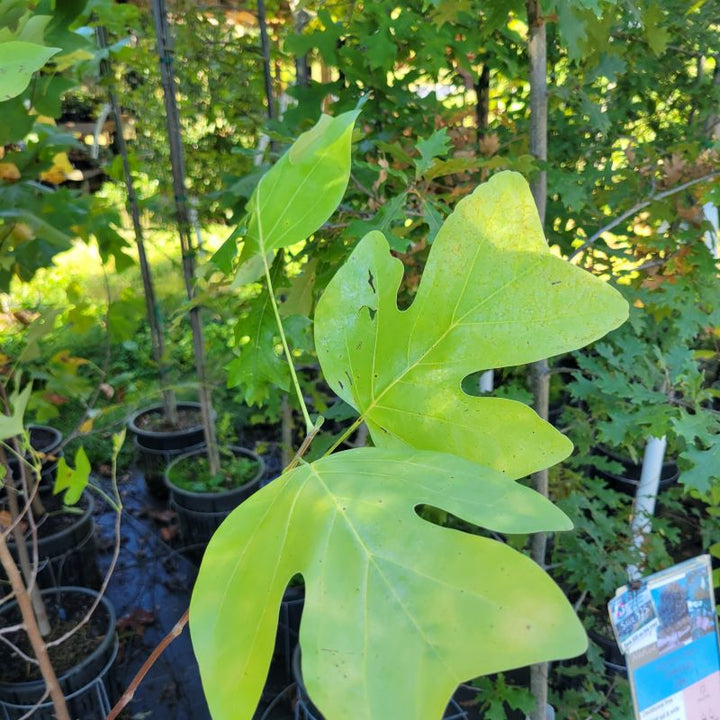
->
[96, 459, 300, 720]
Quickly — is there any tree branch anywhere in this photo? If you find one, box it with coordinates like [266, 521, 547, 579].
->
[0, 534, 69, 720]
[569, 172, 720, 261]
[106, 609, 189, 720]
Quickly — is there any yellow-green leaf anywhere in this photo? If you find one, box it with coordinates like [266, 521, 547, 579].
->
[315, 171, 629, 479]
[0, 41, 60, 101]
[191, 448, 586, 720]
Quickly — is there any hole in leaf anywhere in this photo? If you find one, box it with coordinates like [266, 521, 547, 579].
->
[414, 504, 510, 543]
[274, 574, 305, 673]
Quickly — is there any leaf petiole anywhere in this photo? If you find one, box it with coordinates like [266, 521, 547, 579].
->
[322, 415, 364, 457]
[285, 415, 325, 472]
[261, 251, 314, 434]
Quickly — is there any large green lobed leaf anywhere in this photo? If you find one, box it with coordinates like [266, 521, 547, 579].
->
[190, 448, 587, 720]
[315, 171, 629, 479]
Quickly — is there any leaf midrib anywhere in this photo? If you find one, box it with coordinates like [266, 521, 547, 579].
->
[310, 465, 456, 686]
[255, 148, 334, 253]
[359, 262, 537, 425]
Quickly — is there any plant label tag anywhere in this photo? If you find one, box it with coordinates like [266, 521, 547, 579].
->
[609, 555, 720, 720]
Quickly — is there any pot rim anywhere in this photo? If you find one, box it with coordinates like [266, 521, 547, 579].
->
[595, 444, 677, 471]
[0, 586, 116, 691]
[164, 445, 264, 500]
[127, 401, 206, 438]
[7, 425, 63, 464]
[5, 494, 94, 548]
[132, 434, 206, 457]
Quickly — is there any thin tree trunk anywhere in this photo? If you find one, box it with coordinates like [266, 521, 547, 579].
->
[151, 0, 220, 474]
[289, 0, 310, 87]
[526, 2, 550, 719]
[257, 0, 275, 120]
[475, 64, 490, 142]
[527, 1, 547, 223]
[704, 54, 720, 141]
[0, 533, 69, 720]
[96, 26, 178, 427]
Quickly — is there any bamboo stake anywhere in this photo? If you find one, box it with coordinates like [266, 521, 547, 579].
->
[95, 26, 178, 426]
[151, 0, 220, 474]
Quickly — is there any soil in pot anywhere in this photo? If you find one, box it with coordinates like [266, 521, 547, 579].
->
[133, 406, 203, 434]
[0, 495, 99, 593]
[128, 401, 208, 452]
[133, 436, 205, 500]
[165, 446, 264, 552]
[0, 587, 119, 719]
[0, 591, 107, 682]
[168, 448, 261, 493]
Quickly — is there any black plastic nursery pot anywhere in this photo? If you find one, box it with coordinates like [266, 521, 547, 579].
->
[1, 494, 99, 596]
[127, 401, 207, 452]
[588, 628, 627, 678]
[273, 584, 305, 680]
[593, 445, 679, 495]
[132, 435, 205, 499]
[164, 446, 264, 552]
[0, 586, 119, 720]
[6, 424, 63, 490]
[291, 647, 469, 720]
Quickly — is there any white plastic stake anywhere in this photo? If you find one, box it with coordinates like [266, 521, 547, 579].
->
[478, 369, 494, 393]
[628, 435, 667, 581]
[703, 202, 719, 259]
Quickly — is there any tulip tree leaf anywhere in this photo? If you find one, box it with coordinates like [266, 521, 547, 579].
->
[0, 382, 32, 441]
[315, 171, 629, 480]
[190, 448, 587, 720]
[0, 41, 61, 101]
[54, 446, 90, 505]
[239, 109, 359, 268]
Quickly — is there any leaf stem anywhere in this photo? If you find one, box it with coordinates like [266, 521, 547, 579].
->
[322, 416, 364, 457]
[285, 416, 325, 472]
[106, 609, 189, 720]
[261, 253, 314, 434]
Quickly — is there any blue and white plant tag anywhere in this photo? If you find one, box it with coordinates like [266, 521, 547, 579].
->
[608, 555, 720, 720]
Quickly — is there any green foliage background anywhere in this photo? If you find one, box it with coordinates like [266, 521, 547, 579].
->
[1, 1, 719, 718]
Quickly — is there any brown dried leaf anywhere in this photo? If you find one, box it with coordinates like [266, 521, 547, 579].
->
[160, 525, 179, 542]
[479, 133, 500, 157]
[117, 608, 156, 638]
[663, 153, 686, 186]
